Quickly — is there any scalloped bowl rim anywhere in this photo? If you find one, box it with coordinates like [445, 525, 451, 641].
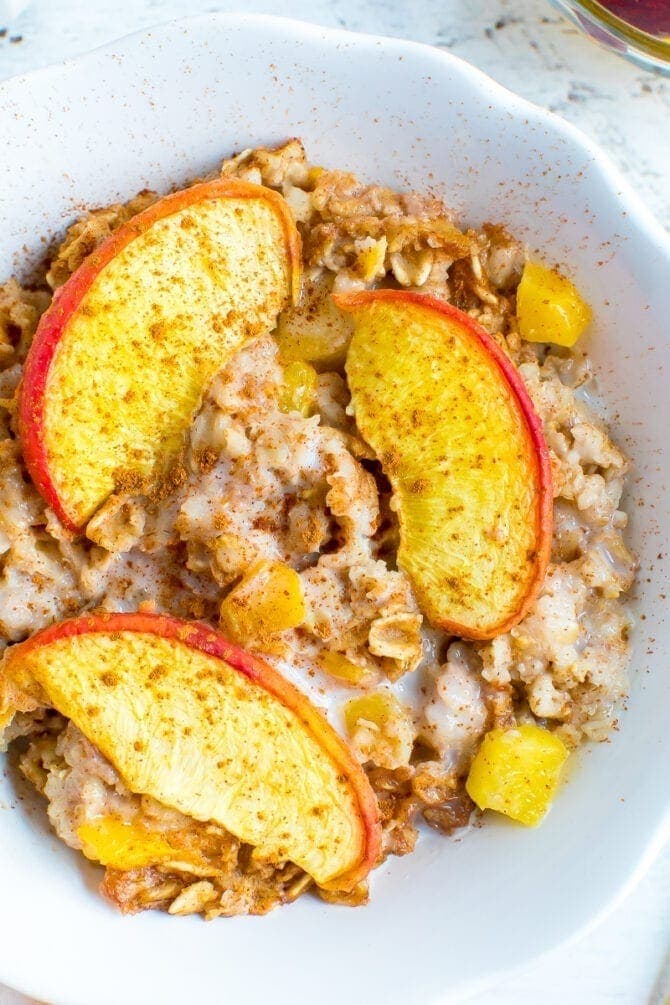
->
[0, 13, 668, 1005]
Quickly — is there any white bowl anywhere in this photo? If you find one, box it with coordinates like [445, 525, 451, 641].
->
[0, 14, 669, 1005]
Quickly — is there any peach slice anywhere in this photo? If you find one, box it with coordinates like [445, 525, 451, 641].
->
[336, 290, 552, 640]
[0, 613, 380, 890]
[19, 179, 301, 533]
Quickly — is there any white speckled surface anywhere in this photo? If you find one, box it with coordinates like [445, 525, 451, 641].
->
[0, 3, 668, 1004]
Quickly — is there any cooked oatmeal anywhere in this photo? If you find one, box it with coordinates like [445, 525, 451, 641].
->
[0, 140, 636, 916]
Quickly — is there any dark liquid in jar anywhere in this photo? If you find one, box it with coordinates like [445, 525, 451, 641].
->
[598, 1, 670, 36]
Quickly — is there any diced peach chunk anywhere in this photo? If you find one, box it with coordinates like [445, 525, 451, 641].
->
[516, 261, 592, 347]
[220, 560, 306, 644]
[275, 273, 353, 370]
[279, 361, 317, 417]
[344, 692, 414, 769]
[318, 651, 372, 686]
[465, 724, 569, 826]
[354, 237, 387, 282]
[345, 693, 401, 733]
[78, 816, 176, 870]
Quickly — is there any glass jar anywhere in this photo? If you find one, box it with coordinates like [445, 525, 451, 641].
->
[550, 0, 670, 73]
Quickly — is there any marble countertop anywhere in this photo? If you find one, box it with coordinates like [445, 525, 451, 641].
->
[0, 2, 668, 1004]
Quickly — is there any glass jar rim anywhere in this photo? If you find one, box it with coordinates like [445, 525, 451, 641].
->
[569, 0, 670, 64]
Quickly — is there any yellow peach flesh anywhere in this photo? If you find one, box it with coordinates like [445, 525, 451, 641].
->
[466, 725, 569, 826]
[341, 292, 552, 639]
[220, 560, 306, 644]
[2, 625, 372, 887]
[36, 188, 297, 528]
[516, 261, 592, 347]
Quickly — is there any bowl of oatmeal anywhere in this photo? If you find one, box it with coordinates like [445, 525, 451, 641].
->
[0, 14, 668, 1005]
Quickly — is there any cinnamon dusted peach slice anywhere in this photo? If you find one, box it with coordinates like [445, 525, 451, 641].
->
[336, 290, 552, 640]
[19, 180, 301, 532]
[0, 613, 380, 891]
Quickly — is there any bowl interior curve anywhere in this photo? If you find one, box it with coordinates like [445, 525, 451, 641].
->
[0, 14, 668, 1005]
